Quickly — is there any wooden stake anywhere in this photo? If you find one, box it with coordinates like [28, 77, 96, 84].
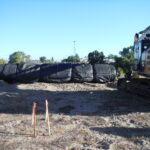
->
[33, 102, 37, 137]
[45, 100, 48, 122]
[45, 100, 50, 136]
[32, 102, 34, 125]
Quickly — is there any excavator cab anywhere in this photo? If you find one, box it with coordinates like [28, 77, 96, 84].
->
[134, 27, 150, 76]
[117, 26, 150, 98]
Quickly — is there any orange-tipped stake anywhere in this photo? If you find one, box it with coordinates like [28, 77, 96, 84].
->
[33, 102, 37, 137]
[45, 100, 50, 136]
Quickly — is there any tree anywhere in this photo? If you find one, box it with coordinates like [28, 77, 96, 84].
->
[62, 54, 80, 63]
[9, 51, 29, 63]
[88, 50, 105, 64]
[107, 54, 118, 59]
[46, 57, 54, 64]
[113, 46, 135, 73]
[40, 56, 47, 63]
[119, 46, 135, 73]
[119, 46, 134, 58]
[25, 55, 31, 62]
[0, 58, 5, 64]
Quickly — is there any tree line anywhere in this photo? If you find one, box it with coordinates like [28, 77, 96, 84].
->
[0, 46, 135, 74]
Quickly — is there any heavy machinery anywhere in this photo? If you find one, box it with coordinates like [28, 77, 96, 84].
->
[117, 26, 150, 98]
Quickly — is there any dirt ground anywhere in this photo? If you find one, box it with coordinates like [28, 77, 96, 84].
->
[0, 80, 150, 150]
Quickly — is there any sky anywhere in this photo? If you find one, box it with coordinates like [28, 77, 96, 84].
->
[0, 0, 150, 61]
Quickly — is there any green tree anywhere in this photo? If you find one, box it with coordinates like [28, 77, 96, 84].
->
[62, 54, 80, 63]
[113, 46, 135, 73]
[120, 46, 134, 73]
[0, 58, 5, 64]
[88, 50, 105, 64]
[25, 55, 31, 62]
[107, 54, 118, 59]
[119, 46, 134, 58]
[46, 57, 54, 64]
[9, 51, 28, 63]
[40, 56, 47, 63]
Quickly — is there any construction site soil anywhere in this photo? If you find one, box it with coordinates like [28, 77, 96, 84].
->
[0, 80, 150, 150]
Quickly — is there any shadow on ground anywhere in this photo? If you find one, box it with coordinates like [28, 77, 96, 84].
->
[91, 127, 150, 137]
[0, 83, 150, 116]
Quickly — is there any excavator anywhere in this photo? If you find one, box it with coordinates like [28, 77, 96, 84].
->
[117, 26, 150, 98]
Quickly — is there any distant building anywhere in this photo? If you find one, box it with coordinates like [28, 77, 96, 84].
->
[80, 57, 88, 63]
[30, 60, 41, 64]
[104, 58, 115, 64]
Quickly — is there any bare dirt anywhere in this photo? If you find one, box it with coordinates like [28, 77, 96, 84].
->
[0, 80, 150, 150]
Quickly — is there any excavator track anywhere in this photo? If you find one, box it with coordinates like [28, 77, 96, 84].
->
[117, 78, 150, 98]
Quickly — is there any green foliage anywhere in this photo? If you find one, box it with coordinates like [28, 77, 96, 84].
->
[107, 54, 118, 59]
[114, 56, 123, 70]
[113, 46, 135, 73]
[40, 56, 47, 63]
[119, 46, 133, 57]
[88, 50, 105, 64]
[62, 54, 80, 63]
[0, 58, 5, 64]
[40, 56, 54, 64]
[9, 51, 30, 63]
[26, 55, 31, 63]
[117, 67, 124, 75]
[46, 57, 54, 64]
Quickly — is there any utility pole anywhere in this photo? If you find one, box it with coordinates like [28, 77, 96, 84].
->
[73, 41, 76, 55]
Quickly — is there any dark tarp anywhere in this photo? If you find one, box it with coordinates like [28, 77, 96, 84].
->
[2, 64, 17, 83]
[72, 64, 93, 82]
[40, 63, 72, 83]
[16, 63, 40, 83]
[0, 63, 116, 84]
[0, 64, 5, 80]
[93, 64, 116, 83]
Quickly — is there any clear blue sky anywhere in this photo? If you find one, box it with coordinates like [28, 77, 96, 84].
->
[0, 0, 150, 61]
